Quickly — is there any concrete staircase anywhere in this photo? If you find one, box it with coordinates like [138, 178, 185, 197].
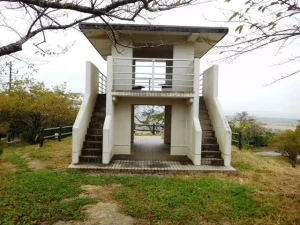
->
[199, 97, 224, 166]
[79, 94, 106, 163]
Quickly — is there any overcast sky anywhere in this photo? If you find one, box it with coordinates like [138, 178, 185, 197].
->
[13, 1, 300, 119]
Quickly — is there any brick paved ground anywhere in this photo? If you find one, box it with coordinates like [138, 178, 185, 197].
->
[69, 136, 235, 173]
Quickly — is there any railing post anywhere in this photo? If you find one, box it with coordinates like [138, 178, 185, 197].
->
[152, 123, 155, 135]
[58, 126, 62, 142]
[152, 59, 155, 91]
[238, 132, 242, 150]
[101, 74, 104, 94]
[39, 127, 44, 147]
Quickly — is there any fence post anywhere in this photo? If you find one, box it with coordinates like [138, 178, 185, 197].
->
[58, 126, 62, 142]
[238, 132, 242, 150]
[39, 127, 44, 147]
[152, 123, 156, 135]
[151, 60, 155, 91]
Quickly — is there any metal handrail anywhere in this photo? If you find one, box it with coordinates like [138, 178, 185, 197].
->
[114, 57, 194, 61]
[99, 71, 107, 94]
[112, 57, 195, 91]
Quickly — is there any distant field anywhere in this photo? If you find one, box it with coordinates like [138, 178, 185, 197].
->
[227, 115, 299, 131]
[256, 117, 298, 131]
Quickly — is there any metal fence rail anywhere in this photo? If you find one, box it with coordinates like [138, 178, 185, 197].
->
[99, 71, 107, 94]
[134, 123, 164, 135]
[112, 57, 194, 91]
[39, 125, 72, 147]
[199, 73, 203, 96]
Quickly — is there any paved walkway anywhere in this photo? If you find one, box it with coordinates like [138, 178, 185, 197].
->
[113, 136, 190, 161]
[254, 151, 300, 158]
[69, 160, 235, 173]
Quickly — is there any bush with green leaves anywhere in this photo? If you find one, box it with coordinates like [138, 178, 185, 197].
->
[269, 126, 300, 168]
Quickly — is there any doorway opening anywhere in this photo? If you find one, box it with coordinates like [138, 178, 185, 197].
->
[129, 105, 174, 160]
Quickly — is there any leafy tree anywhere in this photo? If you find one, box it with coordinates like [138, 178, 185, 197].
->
[0, 0, 201, 59]
[269, 126, 300, 167]
[222, 0, 300, 85]
[230, 111, 269, 148]
[135, 105, 164, 126]
[0, 78, 81, 143]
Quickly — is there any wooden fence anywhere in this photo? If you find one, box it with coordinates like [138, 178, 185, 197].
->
[39, 126, 72, 147]
[134, 123, 164, 135]
[232, 132, 243, 150]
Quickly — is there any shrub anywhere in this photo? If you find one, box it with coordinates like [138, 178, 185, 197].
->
[269, 126, 300, 168]
[0, 146, 3, 156]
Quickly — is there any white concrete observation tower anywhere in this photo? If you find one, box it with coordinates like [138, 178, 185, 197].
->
[71, 23, 232, 168]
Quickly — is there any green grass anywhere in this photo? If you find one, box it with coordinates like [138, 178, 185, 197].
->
[232, 161, 255, 171]
[3, 153, 28, 168]
[0, 171, 96, 225]
[114, 177, 272, 224]
[0, 171, 273, 225]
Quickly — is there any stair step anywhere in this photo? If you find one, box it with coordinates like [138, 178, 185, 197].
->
[201, 158, 224, 166]
[89, 123, 104, 128]
[202, 131, 215, 137]
[93, 111, 106, 117]
[200, 120, 211, 125]
[79, 155, 102, 163]
[94, 108, 106, 113]
[87, 128, 103, 135]
[201, 151, 222, 158]
[85, 134, 103, 141]
[202, 144, 219, 151]
[201, 124, 214, 131]
[83, 141, 102, 148]
[91, 116, 105, 122]
[199, 114, 210, 120]
[81, 149, 102, 156]
[202, 137, 217, 144]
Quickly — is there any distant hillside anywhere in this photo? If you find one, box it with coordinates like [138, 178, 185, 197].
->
[227, 116, 299, 131]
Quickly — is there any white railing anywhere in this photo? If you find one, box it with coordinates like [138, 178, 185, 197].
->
[99, 71, 107, 94]
[112, 57, 194, 92]
[203, 65, 232, 166]
[199, 73, 203, 96]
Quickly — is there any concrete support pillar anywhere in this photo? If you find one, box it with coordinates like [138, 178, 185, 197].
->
[165, 60, 173, 87]
[164, 105, 171, 144]
[131, 105, 135, 143]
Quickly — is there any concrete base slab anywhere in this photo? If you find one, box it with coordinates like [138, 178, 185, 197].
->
[68, 160, 236, 173]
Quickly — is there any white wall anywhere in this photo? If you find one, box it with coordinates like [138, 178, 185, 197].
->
[112, 45, 133, 91]
[186, 58, 201, 165]
[103, 56, 115, 163]
[72, 62, 99, 164]
[203, 65, 232, 166]
[173, 44, 195, 91]
[112, 97, 189, 156]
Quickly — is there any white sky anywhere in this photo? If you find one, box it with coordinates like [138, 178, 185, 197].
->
[13, 1, 300, 119]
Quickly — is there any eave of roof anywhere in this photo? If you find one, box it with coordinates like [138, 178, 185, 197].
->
[79, 22, 229, 35]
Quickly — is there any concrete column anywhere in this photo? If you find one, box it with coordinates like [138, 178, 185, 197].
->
[72, 61, 99, 164]
[164, 105, 171, 144]
[131, 105, 134, 143]
[165, 60, 173, 88]
[111, 45, 133, 90]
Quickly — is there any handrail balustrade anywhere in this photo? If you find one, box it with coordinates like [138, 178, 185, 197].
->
[112, 57, 194, 91]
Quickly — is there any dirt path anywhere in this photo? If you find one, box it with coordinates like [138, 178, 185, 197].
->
[55, 184, 136, 225]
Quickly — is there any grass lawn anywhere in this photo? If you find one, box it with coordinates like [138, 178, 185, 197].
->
[0, 137, 300, 225]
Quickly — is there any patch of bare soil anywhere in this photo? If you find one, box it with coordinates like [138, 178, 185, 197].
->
[0, 159, 17, 174]
[55, 184, 136, 225]
[27, 159, 46, 171]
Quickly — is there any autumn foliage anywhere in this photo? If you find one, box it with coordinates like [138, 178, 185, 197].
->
[0, 78, 81, 143]
[269, 126, 300, 167]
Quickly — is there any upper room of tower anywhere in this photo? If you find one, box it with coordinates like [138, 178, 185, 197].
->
[79, 23, 228, 60]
